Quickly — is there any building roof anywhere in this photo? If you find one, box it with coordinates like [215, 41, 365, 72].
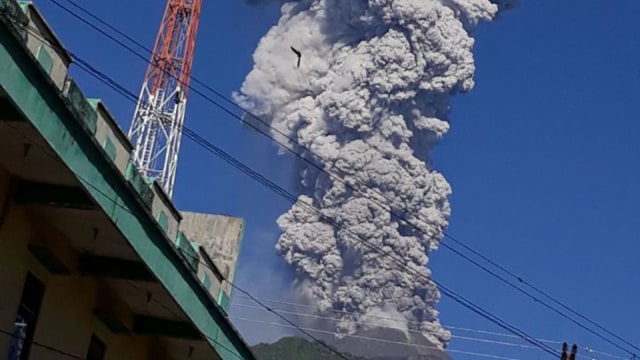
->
[0, 1, 256, 358]
[18, 1, 72, 64]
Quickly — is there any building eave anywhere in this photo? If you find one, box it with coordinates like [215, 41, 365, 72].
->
[19, 1, 72, 64]
[0, 10, 256, 360]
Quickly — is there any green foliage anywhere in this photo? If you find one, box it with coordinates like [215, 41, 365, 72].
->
[251, 337, 364, 360]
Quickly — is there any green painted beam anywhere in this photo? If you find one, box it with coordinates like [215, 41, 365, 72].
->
[132, 315, 201, 340]
[15, 179, 97, 210]
[0, 18, 255, 360]
[78, 254, 156, 282]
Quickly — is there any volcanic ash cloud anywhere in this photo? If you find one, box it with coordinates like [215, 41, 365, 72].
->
[236, 0, 512, 348]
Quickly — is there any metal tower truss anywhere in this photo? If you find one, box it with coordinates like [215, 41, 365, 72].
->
[129, 0, 202, 198]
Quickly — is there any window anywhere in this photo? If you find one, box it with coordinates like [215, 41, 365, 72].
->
[201, 272, 211, 290]
[157, 210, 168, 232]
[7, 272, 45, 360]
[35, 45, 52, 74]
[102, 137, 117, 162]
[85, 335, 106, 360]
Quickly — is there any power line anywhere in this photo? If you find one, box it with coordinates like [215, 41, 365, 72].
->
[6, 10, 604, 358]
[124, 281, 249, 360]
[0, 62, 556, 360]
[231, 294, 631, 360]
[0, 103, 349, 360]
[182, 119, 560, 356]
[0, 118, 349, 359]
[0, 20, 345, 359]
[0, 119, 249, 359]
[234, 294, 555, 341]
[442, 233, 640, 355]
[231, 301, 627, 360]
[2, 14, 561, 358]
[0, 328, 84, 359]
[7, 14, 564, 358]
[229, 285, 351, 359]
[232, 294, 559, 341]
[231, 317, 525, 360]
[236, 311, 615, 360]
[180, 108, 560, 355]
[38, 18, 556, 356]
[584, 348, 630, 360]
[0, 119, 347, 359]
[232, 303, 542, 349]
[18, 3, 601, 354]
[37, 0, 640, 354]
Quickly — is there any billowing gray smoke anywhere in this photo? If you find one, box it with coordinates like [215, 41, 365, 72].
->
[236, 0, 514, 350]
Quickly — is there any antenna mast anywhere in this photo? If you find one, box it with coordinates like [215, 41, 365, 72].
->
[128, 0, 202, 197]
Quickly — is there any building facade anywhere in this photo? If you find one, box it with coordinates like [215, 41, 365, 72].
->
[0, 1, 255, 359]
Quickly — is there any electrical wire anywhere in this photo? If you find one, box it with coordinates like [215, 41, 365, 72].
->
[10, 12, 625, 360]
[0, 328, 84, 359]
[2, 11, 568, 358]
[0, 119, 252, 359]
[584, 348, 630, 360]
[228, 285, 351, 359]
[231, 294, 625, 360]
[0, 77, 348, 360]
[232, 303, 542, 349]
[0, 14, 564, 358]
[0, 118, 540, 360]
[0, 118, 347, 360]
[230, 301, 629, 360]
[232, 294, 563, 343]
[35, 1, 640, 355]
[443, 231, 640, 354]
[124, 281, 249, 360]
[231, 317, 524, 360]
[19, 1, 615, 356]
[49, 4, 636, 350]
[181, 117, 561, 355]
[232, 296, 629, 360]
[35, 27, 626, 360]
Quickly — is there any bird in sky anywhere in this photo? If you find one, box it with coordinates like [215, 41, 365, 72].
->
[290, 46, 301, 68]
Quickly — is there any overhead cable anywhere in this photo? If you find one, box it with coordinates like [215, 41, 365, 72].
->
[2, 13, 568, 358]
[5, 16, 559, 357]
[231, 301, 628, 360]
[34, 1, 640, 354]
[0, 328, 84, 359]
[231, 317, 524, 360]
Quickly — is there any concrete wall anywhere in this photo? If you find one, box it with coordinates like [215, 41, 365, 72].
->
[89, 99, 133, 175]
[194, 250, 224, 305]
[179, 212, 243, 297]
[20, 3, 70, 90]
[150, 182, 181, 242]
[0, 167, 162, 360]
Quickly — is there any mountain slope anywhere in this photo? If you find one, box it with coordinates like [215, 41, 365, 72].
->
[251, 337, 364, 360]
[251, 336, 451, 360]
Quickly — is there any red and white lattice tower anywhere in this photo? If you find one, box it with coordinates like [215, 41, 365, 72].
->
[128, 0, 202, 198]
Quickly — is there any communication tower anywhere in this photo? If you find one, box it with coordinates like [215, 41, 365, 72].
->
[128, 0, 202, 197]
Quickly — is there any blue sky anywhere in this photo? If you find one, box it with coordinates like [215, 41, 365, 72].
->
[32, 0, 640, 359]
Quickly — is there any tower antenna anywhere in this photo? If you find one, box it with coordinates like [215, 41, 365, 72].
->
[128, 0, 202, 197]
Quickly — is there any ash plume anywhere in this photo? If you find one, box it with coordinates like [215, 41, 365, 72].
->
[236, 0, 513, 350]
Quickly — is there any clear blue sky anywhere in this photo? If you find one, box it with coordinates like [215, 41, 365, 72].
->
[33, 0, 640, 359]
